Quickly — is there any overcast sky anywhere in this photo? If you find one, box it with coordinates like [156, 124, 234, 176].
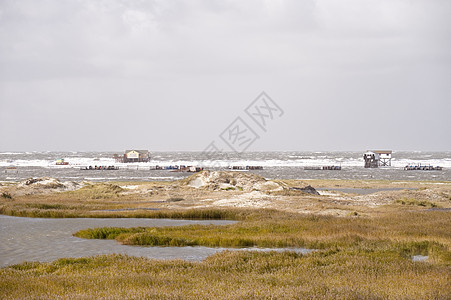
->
[0, 0, 450, 152]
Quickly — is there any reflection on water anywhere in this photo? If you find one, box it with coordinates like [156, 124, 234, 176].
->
[0, 215, 313, 267]
[0, 215, 237, 267]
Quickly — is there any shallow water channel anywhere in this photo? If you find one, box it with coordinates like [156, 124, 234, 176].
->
[0, 215, 313, 267]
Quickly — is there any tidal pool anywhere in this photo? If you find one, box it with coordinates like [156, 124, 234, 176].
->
[0, 215, 313, 267]
[0, 215, 238, 267]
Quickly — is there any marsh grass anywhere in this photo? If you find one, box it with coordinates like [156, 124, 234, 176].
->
[25, 203, 68, 210]
[1, 192, 12, 199]
[167, 196, 184, 202]
[74, 210, 451, 265]
[73, 183, 124, 199]
[1, 179, 451, 298]
[395, 197, 438, 208]
[0, 207, 251, 220]
[2, 209, 451, 299]
[268, 189, 311, 196]
[1, 250, 450, 299]
[221, 187, 237, 191]
[299, 179, 451, 189]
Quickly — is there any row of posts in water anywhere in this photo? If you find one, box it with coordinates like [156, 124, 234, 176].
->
[4, 164, 445, 173]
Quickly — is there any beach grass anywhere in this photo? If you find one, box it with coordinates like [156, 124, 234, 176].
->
[1, 192, 13, 199]
[1, 209, 451, 299]
[73, 210, 451, 261]
[394, 197, 438, 207]
[0, 205, 250, 220]
[1, 249, 450, 299]
[1, 179, 451, 298]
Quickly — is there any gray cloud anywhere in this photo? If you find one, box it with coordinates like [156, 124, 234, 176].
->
[0, 0, 450, 151]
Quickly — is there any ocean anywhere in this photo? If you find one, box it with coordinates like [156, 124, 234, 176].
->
[1, 151, 450, 182]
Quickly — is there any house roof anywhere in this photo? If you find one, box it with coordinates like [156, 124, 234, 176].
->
[373, 150, 392, 154]
[125, 150, 149, 154]
[364, 151, 377, 155]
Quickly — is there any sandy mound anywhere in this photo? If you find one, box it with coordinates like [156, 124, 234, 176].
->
[13, 177, 80, 195]
[290, 186, 320, 195]
[76, 183, 124, 199]
[19, 177, 64, 188]
[186, 171, 285, 192]
[353, 187, 451, 207]
[210, 191, 274, 208]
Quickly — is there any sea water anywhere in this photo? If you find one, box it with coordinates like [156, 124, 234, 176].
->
[0, 151, 450, 182]
[0, 215, 237, 267]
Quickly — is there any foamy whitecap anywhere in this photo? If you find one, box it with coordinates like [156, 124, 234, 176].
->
[0, 151, 450, 182]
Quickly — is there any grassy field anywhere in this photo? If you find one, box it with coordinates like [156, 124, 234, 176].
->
[1, 178, 451, 299]
[2, 209, 451, 299]
[1, 250, 449, 299]
[73, 210, 451, 255]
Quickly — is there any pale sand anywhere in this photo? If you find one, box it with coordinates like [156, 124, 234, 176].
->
[1, 171, 450, 217]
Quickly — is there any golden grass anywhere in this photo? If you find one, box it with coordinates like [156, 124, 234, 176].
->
[1, 250, 450, 299]
[1, 209, 451, 298]
[299, 179, 451, 189]
[74, 210, 451, 262]
[394, 197, 437, 207]
[1, 179, 451, 298]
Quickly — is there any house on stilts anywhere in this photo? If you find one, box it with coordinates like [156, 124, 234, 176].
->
[114, 150, 151, 163]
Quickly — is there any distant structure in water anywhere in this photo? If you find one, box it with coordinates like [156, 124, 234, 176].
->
[114, 150, 151, 163]
[364, 150, 392, 168]
[304, 165, 341, 170]
[404, 164, 442, 171]
[55, 159, 69, 165]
